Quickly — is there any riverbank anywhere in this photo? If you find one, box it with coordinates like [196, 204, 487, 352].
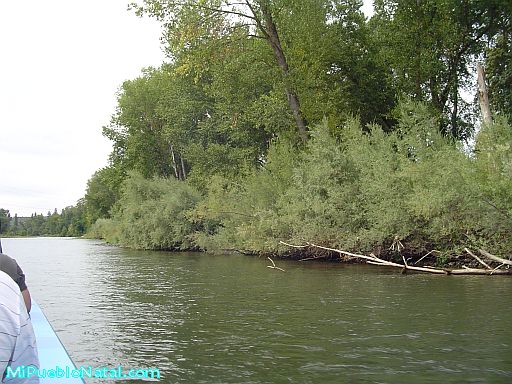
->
[83, 228, 512, 274]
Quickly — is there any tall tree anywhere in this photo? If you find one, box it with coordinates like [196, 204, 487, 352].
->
[103, 71, 175, 179]
[130, 0, 311, 141]
[371, 0, 508, 139]
[485, 6, 512, 117]
[0, 209, 10, 234]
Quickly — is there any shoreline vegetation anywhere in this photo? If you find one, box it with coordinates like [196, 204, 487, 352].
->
[84, 111, 512, 273]
[2, 1, 511, 272]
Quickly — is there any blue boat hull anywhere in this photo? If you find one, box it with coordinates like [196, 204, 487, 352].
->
[30, 301, 86, 383]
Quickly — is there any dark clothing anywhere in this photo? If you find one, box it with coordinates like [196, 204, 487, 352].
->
[0, 253, 27, 291]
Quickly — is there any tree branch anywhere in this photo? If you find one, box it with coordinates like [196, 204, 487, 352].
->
[245, 0, 269, 39]
[168, 1, 257, 21]
[465, 247, 492, 269]
[279, 241, 512, 276]
[479, 249, 512, 266]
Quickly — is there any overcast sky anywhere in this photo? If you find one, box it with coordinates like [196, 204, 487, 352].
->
[1, 1, 373, 218]
[0, 0, 166, 217]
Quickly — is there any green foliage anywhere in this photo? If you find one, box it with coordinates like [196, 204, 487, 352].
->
[81, 1, 512, 259]
[371, 0, 510, 139]
[104, 69, 184, 179]
[84, 166, 125, 226]
[2, 203, 87, 237]
[86, 218, 121, 244]
[487, 29, 512, 116]
[192, 138, 297, 253]
[109, 172, 202, 250]
[472, 116, 512, 253]
[0, 209, 10, 234]
[193, 101, 512, 257]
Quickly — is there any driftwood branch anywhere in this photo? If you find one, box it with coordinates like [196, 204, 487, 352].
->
[465, 248, 492, 269]
[414, 250, 441, 265]
[266, 257, 285, 272]
[279, 240, 307, 248]
[280, 241, 511, 276]
[478, 249, 512, 266]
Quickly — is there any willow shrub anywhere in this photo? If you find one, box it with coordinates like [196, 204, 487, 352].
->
[279, 104, 476, 256]
[471, 116, 512, 254]
[191, 140, 297, 253]
[107, 172, 201, 250]
[86, 218, 121, 244]
[196, 101, 512, 257]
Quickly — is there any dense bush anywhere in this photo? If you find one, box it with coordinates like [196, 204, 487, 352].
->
[192, 101, 512, 258]
[92, 172, 202, 250]
[86, 218, 121, 244]
[88, 102, 512, 260]
[191, 139, 297, 253]
[471, 117, 512, 254]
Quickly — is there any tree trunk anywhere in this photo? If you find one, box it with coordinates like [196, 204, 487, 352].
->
[180, 155, 187, 181]
[258, 2, 308, 142]
[451, 75, 459, 138]
[477, 63, 492, 125]
[169, 144, 180, 180]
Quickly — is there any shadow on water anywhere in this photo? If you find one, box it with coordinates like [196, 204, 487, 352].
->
[3, 237, 512, 383]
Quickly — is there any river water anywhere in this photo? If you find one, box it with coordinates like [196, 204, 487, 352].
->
[1, 237, 511, 383]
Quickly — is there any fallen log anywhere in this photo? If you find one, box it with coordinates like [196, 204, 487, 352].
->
[448, 268, 512, 276]
[279, 241, 511, 276]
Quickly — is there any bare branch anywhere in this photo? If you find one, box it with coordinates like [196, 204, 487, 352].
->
[279, 241, 512, 276]
[279, 240, 307, 248]
[465, 248, 491, 269]
[245, 0, 269, 39]
[266, 257, 285, 272]
[248, 33, 267, 40]
[491, 264, 506, 274]
[414, 250, 441, 265]
[169, 1, 257, 21]
[479, 249, 512, 266]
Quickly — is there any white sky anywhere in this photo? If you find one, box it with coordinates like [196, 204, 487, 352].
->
[0, 0, 166, 217]
[0, 1, 374, 218]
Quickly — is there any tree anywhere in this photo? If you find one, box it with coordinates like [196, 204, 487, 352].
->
[130, 0, 312, 141]
[84, 166, 125, 226]
[486, 13, 512, 116]
[104, 71, 176, 179]
[103, 62, 274, 190]
[371, 0, 509, 139]
[322, 0, 397, 129]
[0, 209, 10, 234]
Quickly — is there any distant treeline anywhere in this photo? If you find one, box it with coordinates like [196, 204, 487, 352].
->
[16, 1, 512, 261]
[0, 206, 85, 237]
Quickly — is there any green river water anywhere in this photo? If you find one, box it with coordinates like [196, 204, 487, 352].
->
[2, 237, 511, 383]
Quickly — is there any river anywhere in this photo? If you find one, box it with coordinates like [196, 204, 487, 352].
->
[1, 237, 511, 383]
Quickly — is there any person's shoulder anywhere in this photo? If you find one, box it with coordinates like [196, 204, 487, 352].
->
[0, 270, 22, 316]
[0, 252, 17, 266]
[0, 269, 19, 292]
[0, 252, 12, 260]
[0, 253, 18, 276]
